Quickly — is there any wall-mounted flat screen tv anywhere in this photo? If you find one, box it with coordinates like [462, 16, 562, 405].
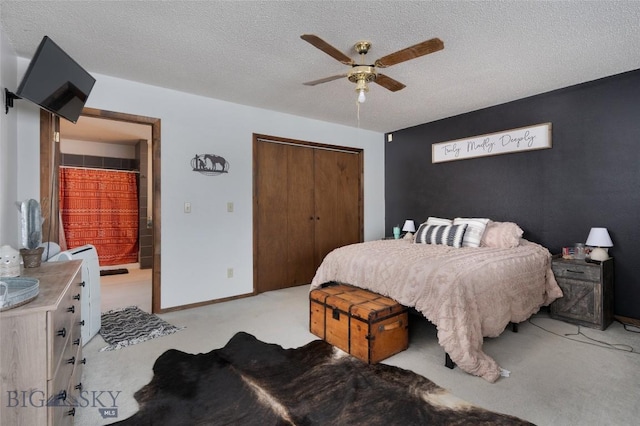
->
[16, 36, 95, 123]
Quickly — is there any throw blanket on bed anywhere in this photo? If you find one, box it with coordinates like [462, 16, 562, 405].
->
[310, 239, 562, 382]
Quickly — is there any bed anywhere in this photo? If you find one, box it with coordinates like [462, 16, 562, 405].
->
[309, 219, 563, 382]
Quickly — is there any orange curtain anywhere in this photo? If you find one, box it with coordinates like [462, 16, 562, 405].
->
[60, 167, 139, 266]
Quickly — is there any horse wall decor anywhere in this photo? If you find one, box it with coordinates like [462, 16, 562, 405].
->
[191, 154, 229, 176]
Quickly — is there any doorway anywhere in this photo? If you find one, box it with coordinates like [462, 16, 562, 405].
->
[39, 108, 163, 313]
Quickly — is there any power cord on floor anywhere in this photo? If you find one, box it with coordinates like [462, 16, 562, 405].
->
[527, 317, 639, 355]
[621, 322, 640, 333]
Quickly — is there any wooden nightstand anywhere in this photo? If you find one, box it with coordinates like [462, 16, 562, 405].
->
[550, 257, 614, 330]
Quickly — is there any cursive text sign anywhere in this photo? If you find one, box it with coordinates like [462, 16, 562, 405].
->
[432, 123, 552, 163]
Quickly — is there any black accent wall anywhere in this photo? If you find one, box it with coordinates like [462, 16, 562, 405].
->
[385, 69, 640, 319]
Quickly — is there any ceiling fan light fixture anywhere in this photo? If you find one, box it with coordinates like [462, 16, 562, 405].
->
[355, 77, 368, 103]
[357, 88, 366, 103]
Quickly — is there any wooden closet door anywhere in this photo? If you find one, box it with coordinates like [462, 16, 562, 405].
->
[255, 142, 289, 292]
[255, 142, 314, 292]
[313, 149, 362, 267]
[287, 145, 316, 285]
[254, 136, 363, 294]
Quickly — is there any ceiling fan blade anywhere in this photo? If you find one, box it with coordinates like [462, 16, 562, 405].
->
[303, 74, 348, 86]
[374, 74, 406, 92]
[374, 38, 444, 68]
[301, 34, 354, 66]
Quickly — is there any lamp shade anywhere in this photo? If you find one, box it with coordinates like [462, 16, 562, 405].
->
[586, 227, 613, 261]
[585, 227, 613, 248]
[402, 220, 416, 233]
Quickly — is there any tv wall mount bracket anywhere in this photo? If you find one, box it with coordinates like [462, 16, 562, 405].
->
[5, 88, 21, 114]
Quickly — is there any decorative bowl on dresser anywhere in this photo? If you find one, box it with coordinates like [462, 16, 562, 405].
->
[550, 256, 614, 330]
[1, 260, 85, 425]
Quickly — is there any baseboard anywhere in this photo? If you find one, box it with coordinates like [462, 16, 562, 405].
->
[614, 315, 640, 327]
[156, 291, 256, 314]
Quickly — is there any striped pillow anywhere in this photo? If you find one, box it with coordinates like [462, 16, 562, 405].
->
[453, 217, 490, 248]
[415, 223, 468, 248]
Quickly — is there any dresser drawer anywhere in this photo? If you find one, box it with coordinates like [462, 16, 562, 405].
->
[50, 329, 81, 392]
[48, 379, 76, 426]
[551, 262, 600, 282]
[49, 286, 81, 380]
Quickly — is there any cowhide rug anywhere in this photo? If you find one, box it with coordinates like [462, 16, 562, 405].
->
[111, 332, 533, 425]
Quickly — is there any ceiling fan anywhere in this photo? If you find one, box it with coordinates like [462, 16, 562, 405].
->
[300, 34, 444, 103]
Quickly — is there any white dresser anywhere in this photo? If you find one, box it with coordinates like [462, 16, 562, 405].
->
[1, 260, 84, 425]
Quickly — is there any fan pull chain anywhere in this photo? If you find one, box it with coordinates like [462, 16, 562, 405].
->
[356, 99, 361, 128]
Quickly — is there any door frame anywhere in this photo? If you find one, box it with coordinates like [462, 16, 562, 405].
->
[40, 107, 163, 313]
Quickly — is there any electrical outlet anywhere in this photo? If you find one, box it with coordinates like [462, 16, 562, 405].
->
[227, 268, 233, 278]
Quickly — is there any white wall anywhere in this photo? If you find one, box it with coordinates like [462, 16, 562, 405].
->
[13, 61, 385, 309]
[60, 138, 137, 159]
[0, 25, 19, 247]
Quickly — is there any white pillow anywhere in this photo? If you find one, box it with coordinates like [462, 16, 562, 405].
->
[425, 216, 452, 226]
[453, 217, 490, 248]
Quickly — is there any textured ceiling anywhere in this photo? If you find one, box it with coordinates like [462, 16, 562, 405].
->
[2, 1, 640, 134]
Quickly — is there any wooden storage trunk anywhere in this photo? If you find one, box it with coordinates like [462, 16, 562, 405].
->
[310, 283, 408, 363]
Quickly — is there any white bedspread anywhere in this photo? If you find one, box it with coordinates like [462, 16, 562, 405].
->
[310, 238, 562, 382]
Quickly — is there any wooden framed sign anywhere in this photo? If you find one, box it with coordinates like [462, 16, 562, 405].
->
[432, 122, 552, 163]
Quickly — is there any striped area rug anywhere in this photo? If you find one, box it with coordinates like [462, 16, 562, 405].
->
[99, 306, 184, 351]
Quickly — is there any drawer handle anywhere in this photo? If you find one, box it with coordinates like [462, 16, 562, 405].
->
[67, 356, 75, 365]
[75, 382, 83, 391]
[57, 390, 67, 401]
[67, 306, 75, 313]
[80, 357, 87, 365]
[57, 328, 66, 338]
[566, 269, 584, 274]
[79, 281, 86, 287]
[73, 293, 81, 300]
[79, 320, 85, 326]
[67, 408, 76, 417]
[73, 338, 81, 346]
[379, 320, 403, 332]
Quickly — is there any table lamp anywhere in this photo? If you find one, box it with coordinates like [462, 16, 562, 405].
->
[585, 227, 613, 261]
[402, 220, 416, 236]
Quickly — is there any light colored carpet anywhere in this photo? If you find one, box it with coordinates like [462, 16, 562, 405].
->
[99, 265, 152, 313]
[77, 285, 640, 425]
